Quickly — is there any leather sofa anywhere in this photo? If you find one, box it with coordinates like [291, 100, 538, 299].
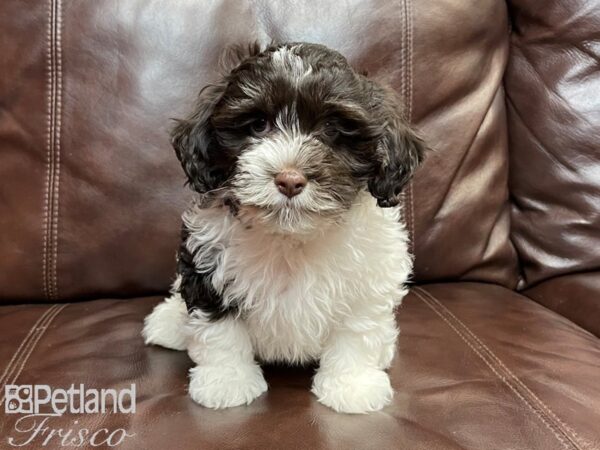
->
[1, 0, 599, 449]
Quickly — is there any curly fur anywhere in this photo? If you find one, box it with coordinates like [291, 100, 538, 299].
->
[143, 42, 425, 414]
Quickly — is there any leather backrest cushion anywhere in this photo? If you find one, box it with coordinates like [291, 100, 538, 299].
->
[0, 0, 519, 302]
[506, 0, 600, 288]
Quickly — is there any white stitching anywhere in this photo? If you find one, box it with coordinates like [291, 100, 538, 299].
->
[406, 0, 413, 123]
[0, 304, 67, 406]
[399, 0, 410, 245]
[417, 287, 593, 449]
[415, 287, 592, 450]
[399, 0, 407, 113]
[49, 0, 58, 299]
[406, 0, 416, 253]
[51, 0, 63, 299]
[42, 0, 54, 300]
[43, 0, 62, 300]
[0, 306, 57, 388]
[413, 289, 574, 450]
[399, 0, 416, 253]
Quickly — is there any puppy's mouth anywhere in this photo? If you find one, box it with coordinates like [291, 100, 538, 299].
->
[232, 193, 325, 232]
[239, 197, 313, 215]
[196, 185, 313, 216]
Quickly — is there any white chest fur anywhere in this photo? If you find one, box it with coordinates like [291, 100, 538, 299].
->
[183, 192, 412, 364]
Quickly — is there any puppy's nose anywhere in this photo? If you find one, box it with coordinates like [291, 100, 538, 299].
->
[274, 169, 307, 198]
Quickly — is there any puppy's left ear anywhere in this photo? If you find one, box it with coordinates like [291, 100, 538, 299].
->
[367, 83, 425, 207]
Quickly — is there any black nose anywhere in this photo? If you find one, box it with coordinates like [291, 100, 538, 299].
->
[274, 169, 307, 198]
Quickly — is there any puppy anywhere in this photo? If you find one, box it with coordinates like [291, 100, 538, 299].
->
[143, 42, 424, 414]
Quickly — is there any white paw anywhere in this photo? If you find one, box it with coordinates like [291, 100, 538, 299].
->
[142, 295, 189, 351]
[188, 364, 268, 409]
[312, 368, 393, 414]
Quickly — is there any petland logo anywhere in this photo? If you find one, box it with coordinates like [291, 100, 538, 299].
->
[4, 384, 136, 447]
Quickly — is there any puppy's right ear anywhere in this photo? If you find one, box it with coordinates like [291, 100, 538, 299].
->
[219, 41, 264, 73]
[171, 83, 226, 193]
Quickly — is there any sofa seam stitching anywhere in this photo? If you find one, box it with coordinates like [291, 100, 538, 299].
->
[412, 289, 573, 449]
[400, 0, 415, 254]
[414, 287, 586, 450]
[51, 0, 63, 300]
[0, 306, 58, 389]
[417, 287, 592, 449]
[407, 0, 415, 255]
[8, 304, 68, 391]
[0, 305, 68, 405]
[0, 304, 67, 407]
[407, 0, 413, 123]
[42, 0, 55, 300]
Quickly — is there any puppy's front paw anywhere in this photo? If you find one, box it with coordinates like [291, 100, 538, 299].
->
[188, 364, 268, 409]
[142, 296, 189, 351]
[312, 368, 393, 414]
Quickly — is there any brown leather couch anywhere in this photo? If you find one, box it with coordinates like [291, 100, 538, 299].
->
[1, 1, 599, 449]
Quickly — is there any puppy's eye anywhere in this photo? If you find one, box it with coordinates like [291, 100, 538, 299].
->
[249, 117, 271, 137]
[323, 122, 339, 140]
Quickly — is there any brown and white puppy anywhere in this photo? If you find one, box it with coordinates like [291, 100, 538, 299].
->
[143, 42, 424, 413]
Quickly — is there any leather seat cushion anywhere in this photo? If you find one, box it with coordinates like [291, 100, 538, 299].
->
[1, 283, 598, 449]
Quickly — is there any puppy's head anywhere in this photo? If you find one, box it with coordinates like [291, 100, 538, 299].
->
[172, 42, 424, 235]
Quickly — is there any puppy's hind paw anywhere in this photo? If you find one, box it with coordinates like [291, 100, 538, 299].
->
[142, 295, 189, 351]
[312, 368, 393, 414]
